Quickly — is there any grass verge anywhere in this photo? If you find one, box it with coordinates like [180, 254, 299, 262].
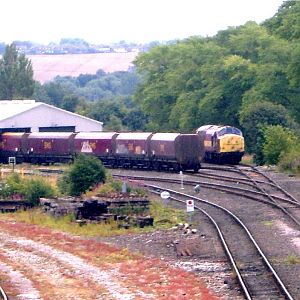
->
[0, 198, 186, 237]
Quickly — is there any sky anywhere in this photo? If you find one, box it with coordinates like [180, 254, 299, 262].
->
[1, 0, 285, 45]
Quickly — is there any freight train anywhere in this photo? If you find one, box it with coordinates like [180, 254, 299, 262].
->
[196, 125, 245, 164]
[0, 124, 245, 169]
[0, 131, 204, 172]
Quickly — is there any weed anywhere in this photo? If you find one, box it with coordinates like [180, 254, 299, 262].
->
[284, 254, 300, 265]
[150, 199, 186, 228]
[241, 154, 253, 165]
[262, 220, 273, 227]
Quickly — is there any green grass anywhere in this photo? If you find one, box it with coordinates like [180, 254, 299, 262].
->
[3, 208, 138, 237]
[284, 254, 300, 265]
[150, 199, 186, 228]
[262, 220, 273, 227]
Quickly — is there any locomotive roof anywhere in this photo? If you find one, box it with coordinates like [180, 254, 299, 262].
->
[196, 125, 220, 133]
[196, 125, 242, 136]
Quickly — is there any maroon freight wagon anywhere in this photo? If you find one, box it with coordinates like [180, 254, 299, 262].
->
[25, 132, 75, 164]
[0, 132, 28, 163]
[73, 132, 118, 166]
[149, 133, 203, 171]
[115, 132, 153, 168]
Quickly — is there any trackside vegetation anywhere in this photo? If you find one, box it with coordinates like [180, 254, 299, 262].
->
[0, 155, 186, 235]
[3, 198, 186, 237]
[0, 172, 55, 205]
[57, 154, 106, 196]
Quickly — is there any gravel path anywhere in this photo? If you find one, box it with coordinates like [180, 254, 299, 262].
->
[0, 219, 218, 300]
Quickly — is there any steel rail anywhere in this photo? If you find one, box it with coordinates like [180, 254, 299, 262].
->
[150, 188, 252, 300]
[113, 173, 300, 229]
[202, 164, 300, 204]
[0, 286, 8, 300]
[232, 167, 300, 227]
[252, 166, 300, 204]
[146, 183, 295, 300]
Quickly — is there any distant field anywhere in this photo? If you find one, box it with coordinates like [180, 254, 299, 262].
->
[28, 52, 139, 83]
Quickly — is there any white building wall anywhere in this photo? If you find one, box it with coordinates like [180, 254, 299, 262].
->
[0, 103, 103, 132]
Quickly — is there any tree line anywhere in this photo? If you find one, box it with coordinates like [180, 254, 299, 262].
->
[0, 0, 299, 172]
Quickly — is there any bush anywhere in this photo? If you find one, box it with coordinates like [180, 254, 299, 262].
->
[0, 173, 25, 198]
[58, 154, 106, 196]
[278, 145, 300, 175]
[0, 173, 55, 205]
[262, 125, 298, 165]
[24, 178, 55, 206]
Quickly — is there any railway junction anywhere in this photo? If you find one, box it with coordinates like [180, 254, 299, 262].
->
[0, 164, 299, 299]
[108, 164, 300, 299]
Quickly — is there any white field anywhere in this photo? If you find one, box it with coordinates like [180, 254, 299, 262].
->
[28, 51, 139, 83]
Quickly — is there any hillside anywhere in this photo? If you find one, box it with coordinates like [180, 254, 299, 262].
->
[28, 51, 139, 83]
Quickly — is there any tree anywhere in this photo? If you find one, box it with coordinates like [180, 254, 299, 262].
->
[263, 0, 300, 41]
[32, 81, 51, 103]
[0, 44, 35, 99]
[89, 99, 126, 125]
[123, 108, 148, 131]
[278, 144, 300, 174]
[43, 81, 68, 107]
[62, 95, 80, 112]
[198, 54, 255, 128]
[239, 101, 297, 153]
[104, 115, 123, 131]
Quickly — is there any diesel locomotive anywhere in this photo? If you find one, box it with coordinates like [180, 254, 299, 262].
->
[0, 131, 204, 172]
[196, 125, 245, 164]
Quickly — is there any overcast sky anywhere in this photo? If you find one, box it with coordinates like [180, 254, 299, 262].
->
[1, 0, 284, 45]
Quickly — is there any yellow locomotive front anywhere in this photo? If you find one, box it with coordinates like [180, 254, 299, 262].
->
[196, 125, 245, 164]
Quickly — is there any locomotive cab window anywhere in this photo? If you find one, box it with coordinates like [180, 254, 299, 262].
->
[218, 128, 226, 136]
[219, 127, 242, 136]
[232, 128, 242, 136]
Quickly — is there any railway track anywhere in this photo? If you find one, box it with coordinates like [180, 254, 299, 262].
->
[113, 168, 300, 230]
[0, 288, 7, 300]
[146, 184, 293, 300]
[112, 166, 300, 299]
[200, 165, 300, 226]
[201, 164, 299, 205]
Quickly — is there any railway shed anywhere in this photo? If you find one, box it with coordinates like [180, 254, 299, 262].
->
[0, 100, 103, 133]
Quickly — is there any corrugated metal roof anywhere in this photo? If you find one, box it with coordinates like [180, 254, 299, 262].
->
[0, 100, 41, 121]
